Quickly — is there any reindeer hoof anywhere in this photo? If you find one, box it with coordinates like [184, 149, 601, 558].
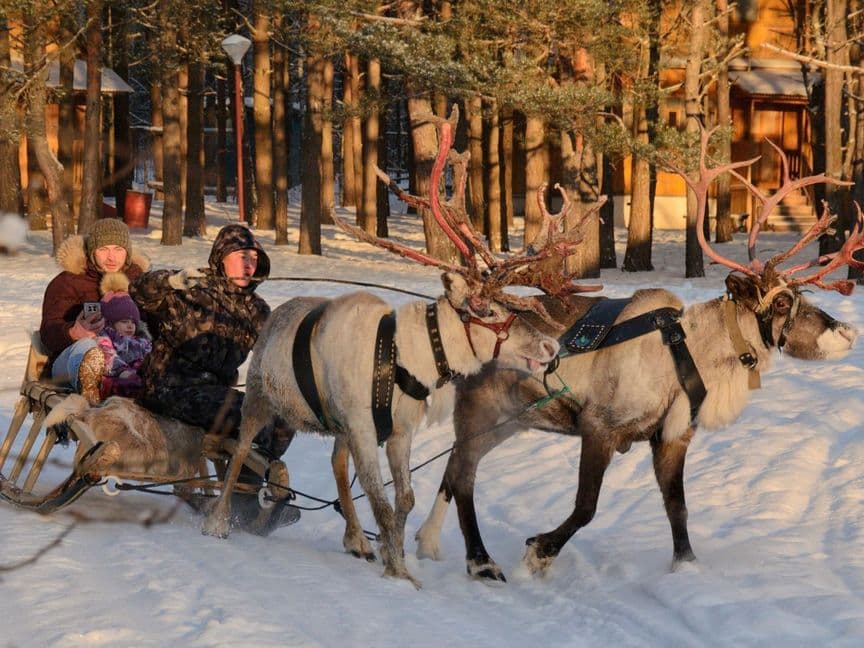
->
[671, 550, 697, 572]
[415, 535, 442, 561]
[523, 537, 556, 576]
[201, 512, 231, 539]
[350, 548, 377, 562]
[467, 560, 506, 582]
[383, 566, 422, 590]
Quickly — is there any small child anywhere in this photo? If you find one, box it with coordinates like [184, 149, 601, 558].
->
[95, 291, 152, 399]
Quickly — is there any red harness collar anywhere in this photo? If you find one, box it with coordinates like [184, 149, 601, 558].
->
[459, 311, 518, 359]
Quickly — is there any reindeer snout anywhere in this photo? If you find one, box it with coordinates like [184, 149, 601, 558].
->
[838, 324, 859, 346]
[541, 339, 560, 361]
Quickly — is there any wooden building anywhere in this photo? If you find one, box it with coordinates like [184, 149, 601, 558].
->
[615, 0, 820, 230]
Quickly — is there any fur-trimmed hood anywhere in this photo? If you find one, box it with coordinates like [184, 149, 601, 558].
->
[55, 234, 151, 276]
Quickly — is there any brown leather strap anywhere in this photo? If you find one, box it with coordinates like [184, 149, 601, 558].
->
[723, 298, 761, 390]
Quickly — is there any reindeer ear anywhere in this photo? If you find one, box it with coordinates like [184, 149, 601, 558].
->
[725, 273, 760, 305]
[442, 271, 470, 309]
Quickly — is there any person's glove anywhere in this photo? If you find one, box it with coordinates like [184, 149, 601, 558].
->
[69, 309, 103, 340]
[167, 267, 205, 291]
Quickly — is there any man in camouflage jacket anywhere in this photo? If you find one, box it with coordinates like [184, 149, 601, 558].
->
[129, 224, 273, 439]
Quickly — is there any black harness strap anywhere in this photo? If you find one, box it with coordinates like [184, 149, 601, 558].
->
[653, 310, 707, 425]
[561, 303, 707, 425]
[560, 298, 631, 353]
[426, 302, 457, 387]
[292, 302, 328, 427]
[372, 313, 398, 444]
[371, 313, 431, 445]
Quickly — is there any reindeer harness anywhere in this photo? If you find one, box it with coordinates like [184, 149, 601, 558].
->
[559, 298, 707, 424]
[292, 301, 520, 444]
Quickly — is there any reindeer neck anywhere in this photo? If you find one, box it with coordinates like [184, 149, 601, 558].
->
[683, 298, 777, 374]
[394, 298, 483, 390]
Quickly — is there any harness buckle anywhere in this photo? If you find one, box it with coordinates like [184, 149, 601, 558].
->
[435, 369, 456, 389]
[738, 352, 758, 369]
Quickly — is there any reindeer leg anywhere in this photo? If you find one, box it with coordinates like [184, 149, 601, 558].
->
[650, 425, 697, 569]
[346, 430, 420, 588]
[385, 429, 415, 565]
[331, 436, 375, 561]
[524, 432, 614, 576]
[202, 390, 273, 539]
[415, 475, 452, 562]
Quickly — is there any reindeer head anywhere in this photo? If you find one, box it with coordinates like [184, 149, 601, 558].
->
[334, 105, 602, 372]
[668, 126, 861, 361]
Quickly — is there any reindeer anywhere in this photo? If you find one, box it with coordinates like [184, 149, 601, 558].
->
[414, 128, 863, 581]
[201, 108, 600, 587]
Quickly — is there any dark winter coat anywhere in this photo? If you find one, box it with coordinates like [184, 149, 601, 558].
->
[129, 225, 271, 434]
[40, 235, 150, 363]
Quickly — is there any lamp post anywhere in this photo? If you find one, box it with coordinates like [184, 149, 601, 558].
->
[221, 34, 252, 223]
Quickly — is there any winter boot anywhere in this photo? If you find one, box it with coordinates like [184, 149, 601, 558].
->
[78, 347, 105, 405]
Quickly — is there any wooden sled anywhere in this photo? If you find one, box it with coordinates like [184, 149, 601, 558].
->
[0, 333, 299, 534]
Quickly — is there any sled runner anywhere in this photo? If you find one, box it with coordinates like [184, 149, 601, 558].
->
[0, 332, 300, 534]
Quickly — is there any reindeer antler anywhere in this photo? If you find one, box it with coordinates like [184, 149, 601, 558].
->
[335, 105, 601, 327]
[664, 124, 862, 295]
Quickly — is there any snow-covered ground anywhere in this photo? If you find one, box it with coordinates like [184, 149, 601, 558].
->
[1, 198, 863, 647]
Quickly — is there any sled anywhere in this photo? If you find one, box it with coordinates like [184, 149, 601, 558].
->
[0, 332, 299, 534]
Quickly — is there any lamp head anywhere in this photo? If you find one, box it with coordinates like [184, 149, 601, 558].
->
[221, 34, 251, 65]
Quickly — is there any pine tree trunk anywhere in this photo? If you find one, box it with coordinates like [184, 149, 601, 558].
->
[253, 9, 274, 229]
[159, 0, 182, 245]
[523, 115, 546, 247]
[108, 3, 131, 224]
[300, 45, 324, 255]
[78, 0, 103, 234]
[486, 99, 502, 252]
[599, 151, 617, 268]
[0, 14, 23, 215]
[562, 131, 600, 278]
[624, 106, 654, 271]
[350, 54, 363, 213]
[320, 58, 334, 225]
[714, 0, 734, 243]
[57, 14, 75, 222]
[500, 105, 513, 249]
[273, 24, 290, 245]
[150, 38, 164, 199]
[360, 58, 380, 234]
[820, 0, 850, 255]
[376, 119, 390, 238]
[178, 63, 188, 210]
[23, 10, 70, 250]
[184, 61, 205, 237]
[341, 52, 357, 208]
[467, 93, 484, 230]
[684, 0, 706, 278]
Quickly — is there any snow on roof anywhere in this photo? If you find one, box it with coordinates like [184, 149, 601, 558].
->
[730, 68, 816, 98]
[9, 57, 134, 94]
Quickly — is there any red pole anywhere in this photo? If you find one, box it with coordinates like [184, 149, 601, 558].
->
[233, 63, 245, 223]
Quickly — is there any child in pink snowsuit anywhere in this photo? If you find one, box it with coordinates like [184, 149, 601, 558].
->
[95, 292, 152, 399]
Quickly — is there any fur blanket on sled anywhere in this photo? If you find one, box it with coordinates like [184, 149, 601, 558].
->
[44, 395, 204, 478]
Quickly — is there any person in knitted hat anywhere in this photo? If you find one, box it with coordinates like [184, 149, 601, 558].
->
[39, 218, 150, 403]
[92, 278, 153, 400]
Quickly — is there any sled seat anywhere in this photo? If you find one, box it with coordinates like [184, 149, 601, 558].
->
[0, 332, 72, 490]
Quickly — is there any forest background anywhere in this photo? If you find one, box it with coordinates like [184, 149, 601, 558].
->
[0, 0, 863, 279]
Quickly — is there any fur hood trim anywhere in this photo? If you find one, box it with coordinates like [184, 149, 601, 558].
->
[55, 234, 151, 275]
[100, 272, 131, 295]
[136, 320, 152, 341]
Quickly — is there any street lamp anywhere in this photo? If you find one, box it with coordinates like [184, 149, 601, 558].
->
[221, 34, 252, 223]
